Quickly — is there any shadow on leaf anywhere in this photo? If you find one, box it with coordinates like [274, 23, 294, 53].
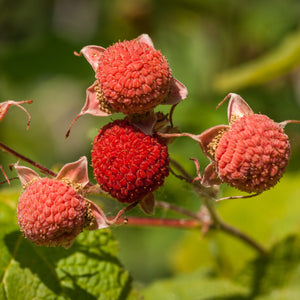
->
[235, 234, 300, 299]
[4, 230, 133, 299]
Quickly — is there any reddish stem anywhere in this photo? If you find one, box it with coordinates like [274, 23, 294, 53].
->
[106, 201, 139, 224]
[115, 216, 202, 228]
[0, 139, 268, 255]
[0, 142, 57, 177]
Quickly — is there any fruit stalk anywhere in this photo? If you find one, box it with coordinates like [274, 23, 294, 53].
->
[170, 158, 269, 255]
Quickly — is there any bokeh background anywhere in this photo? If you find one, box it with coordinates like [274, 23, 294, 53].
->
[1, 0, 300, 292]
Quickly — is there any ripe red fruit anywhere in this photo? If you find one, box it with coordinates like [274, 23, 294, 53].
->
[91, 119, 169, 203]
[96, 39, 172, 114]
[215, 114, 290, 193]
[17, 178, 86, 248]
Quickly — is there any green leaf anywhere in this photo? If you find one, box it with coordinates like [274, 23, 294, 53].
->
[214, 29, 300, 91]
[169, 171, 300, 276]
[0, 188, 137, 300]
[142, 268, 248, 300]
[236, 234, 300, 298]
[0, 188, 20, 227]
[144, 234, 300, 300]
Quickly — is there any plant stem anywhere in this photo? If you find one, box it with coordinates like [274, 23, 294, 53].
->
[0, 141, 57, 177]
[155, 200, 201, 220]
[219, 221, 268, 256]
[170, 158, 268, 255]
[115, 216, 265, 254]
[116, 216, 202, 229]
[106, 201, 139, 224]
[0, 140, 268, 255]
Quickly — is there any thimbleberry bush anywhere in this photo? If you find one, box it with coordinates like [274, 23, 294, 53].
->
[1, 33, 300, 298]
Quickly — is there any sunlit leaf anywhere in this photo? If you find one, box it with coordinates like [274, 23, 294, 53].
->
[236, 234, 300, 299]
[170, 171, 300, 276]
[142, 268, 248, 300]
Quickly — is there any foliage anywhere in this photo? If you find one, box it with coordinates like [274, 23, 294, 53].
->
[0, 189, 138, 300]
[1, 0, 300, 299]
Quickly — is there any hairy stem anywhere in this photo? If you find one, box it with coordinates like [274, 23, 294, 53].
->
[0, 141, 57, 177]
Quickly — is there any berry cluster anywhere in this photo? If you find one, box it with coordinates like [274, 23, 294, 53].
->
[4, 35, 298, 249]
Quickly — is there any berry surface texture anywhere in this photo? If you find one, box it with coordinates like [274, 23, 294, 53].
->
[17, 178, 86, 247]
[96, 40, 172, 114]
[91, 120, 169, 203]
[215, 114, 290, 193]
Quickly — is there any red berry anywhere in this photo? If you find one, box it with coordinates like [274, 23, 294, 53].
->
[17, 178, 86, 247]
[91, 120, 169, 203]
[215, 114, 290, 193]
[96, 40, 172, 114]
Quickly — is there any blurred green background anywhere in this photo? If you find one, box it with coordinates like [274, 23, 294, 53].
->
[1, 0, 300, 293]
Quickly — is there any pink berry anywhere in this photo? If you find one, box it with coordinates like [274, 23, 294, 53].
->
[215, 114, 290, 193]
[96, 39, 172, 114]
[91, 119, 169, 203]
[17, 178, 86, 247]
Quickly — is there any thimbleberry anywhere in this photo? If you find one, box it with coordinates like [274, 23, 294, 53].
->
[66, 34, 188, 137]
[196, 93, 298, 193]
[215, 114, 290, 193]
[91, 119, 169, 203]
[17, 177, 86, 248]
[96, 39, 172, 114]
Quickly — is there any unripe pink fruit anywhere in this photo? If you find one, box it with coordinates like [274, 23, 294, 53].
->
[215, 114, 290, 193]
[17, 178, 86, 248]
[91, 119, 170, 203]
[96, 40, 172, 114]
[66, 34, 188, 138]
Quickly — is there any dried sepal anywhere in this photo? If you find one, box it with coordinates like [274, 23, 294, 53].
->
[197, 125, 229, 161]
[164, 78, 189, 105]
[201, 162, 222, 187]
[139, 193, 155, 215]
[84, 198, 109, 230]
[128, 111, 158, 135]
[56, 156, 89, 189]
[279, 119, 300, 128]
[136, 33, 155, 48]
[217, 93, 253, 124]
[66, 81, 111, 138]
[0, 99, 33, 129]
[15, 157, 91, 191]
[0, 165, 11, 186]
[74, 45, 105, 71]
[14, 164, 41, 189]
[190, 158, 202, 182]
